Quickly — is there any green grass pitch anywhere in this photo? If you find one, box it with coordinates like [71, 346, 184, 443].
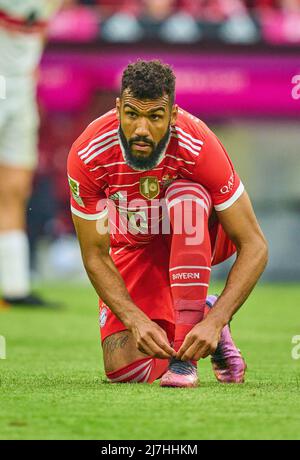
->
[1, 282, 300, 440]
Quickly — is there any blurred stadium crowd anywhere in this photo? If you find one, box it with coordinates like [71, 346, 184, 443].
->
[49, 0, 300, 45]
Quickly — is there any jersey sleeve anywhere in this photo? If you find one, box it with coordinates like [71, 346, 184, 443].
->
[192, 127, 244, 211]
[67, 143, 108, 220]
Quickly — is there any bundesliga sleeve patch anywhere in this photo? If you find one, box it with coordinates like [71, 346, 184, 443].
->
[68, 175, 85, 208]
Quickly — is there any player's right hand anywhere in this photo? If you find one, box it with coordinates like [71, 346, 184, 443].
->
[130, 316, 176, 359]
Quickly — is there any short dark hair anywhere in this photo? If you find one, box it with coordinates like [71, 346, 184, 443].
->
[121, 59, 176, 104]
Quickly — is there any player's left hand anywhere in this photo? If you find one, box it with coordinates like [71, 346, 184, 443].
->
[176, 319, 222, 361]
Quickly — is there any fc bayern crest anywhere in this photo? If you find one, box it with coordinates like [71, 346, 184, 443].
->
[139, 176, 160, 199]
[99, 307, 108, 328]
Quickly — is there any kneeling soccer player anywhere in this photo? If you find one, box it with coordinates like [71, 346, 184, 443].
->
[68, 60, 268, 387]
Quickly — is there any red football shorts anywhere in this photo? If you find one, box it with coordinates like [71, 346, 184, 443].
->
[99, 221, 236, 343]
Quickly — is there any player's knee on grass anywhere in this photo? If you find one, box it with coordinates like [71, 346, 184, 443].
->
[106, 357, 168, 384]
[102, 330, 147, 374]
[102, 330, 168, 383]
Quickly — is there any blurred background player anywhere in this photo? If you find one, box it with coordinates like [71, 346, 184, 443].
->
[0, 0, 62, 306]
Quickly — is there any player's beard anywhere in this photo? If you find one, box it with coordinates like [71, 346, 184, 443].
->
[118, 124, 171, 171]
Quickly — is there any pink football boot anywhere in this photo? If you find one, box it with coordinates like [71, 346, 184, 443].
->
[160, 359, 199, 388]
[207, 294, 247, 383]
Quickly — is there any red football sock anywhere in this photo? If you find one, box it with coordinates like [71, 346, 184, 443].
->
[165, 181, 212, 356]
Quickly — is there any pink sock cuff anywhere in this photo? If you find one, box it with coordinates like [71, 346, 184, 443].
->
[174, 299, 206, 311]
[174, 300, 206, 325]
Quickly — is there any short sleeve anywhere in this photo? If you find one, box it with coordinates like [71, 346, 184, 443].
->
[67, 144, 108, 220]
[192, 127, 244, 211]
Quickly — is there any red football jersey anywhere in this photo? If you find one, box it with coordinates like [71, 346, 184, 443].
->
[67, 107, 244, 248]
